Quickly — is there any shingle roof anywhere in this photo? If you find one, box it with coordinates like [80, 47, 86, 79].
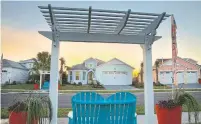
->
[71, 63, 88, 70]
[2, 59, 28, 70]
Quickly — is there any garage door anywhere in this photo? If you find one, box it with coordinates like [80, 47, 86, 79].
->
[159, 71, 173, 84]
[177, 71, 197, 84]
[186, 71, 198, 83]
[177, 72, 184, 84]
[101, 71, 129, 85]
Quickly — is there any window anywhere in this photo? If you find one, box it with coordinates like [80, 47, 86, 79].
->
[69, 71, 72, 81]
[76, 71, 80, 80]
[89, 64, 92, 68]
[83, 72, 86, 80]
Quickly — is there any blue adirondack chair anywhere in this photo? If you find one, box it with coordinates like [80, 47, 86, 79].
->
[42, 81, 49, 90]
[68, 92, 137, 124]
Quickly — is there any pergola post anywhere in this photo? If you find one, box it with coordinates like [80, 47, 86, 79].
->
[142, 30, 156, 124]
[49, 34, 60, 124]
[39, 73, 42, 89]
[48, 4, 60, 124]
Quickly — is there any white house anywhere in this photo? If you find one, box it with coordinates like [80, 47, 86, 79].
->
[1, 59, 29, 84]
[19, 58, 36, 70]
[1, 58, 37, 84]
[68, 58, 134, 85]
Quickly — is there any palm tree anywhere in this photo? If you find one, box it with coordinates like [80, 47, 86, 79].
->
[59, 57, 66, 85]
[140, 62, 144, 83]
[155, 60, 160, 84]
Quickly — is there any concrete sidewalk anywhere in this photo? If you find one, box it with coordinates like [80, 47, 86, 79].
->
[1, 112, 201, 124]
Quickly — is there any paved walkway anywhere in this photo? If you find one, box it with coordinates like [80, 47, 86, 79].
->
[103, 85, 139, 90]
[1, 112, 200, 124]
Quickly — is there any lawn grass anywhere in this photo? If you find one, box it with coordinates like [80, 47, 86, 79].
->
[1, 84, 34, 90]
[60, 84, 104, 90]
[1, 88, 201, 94]
[2, 104, 201, 119]
[154, 85, 171, 89]
[1, 84, 201, 93]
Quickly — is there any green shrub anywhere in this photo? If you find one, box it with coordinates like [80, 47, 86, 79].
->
[11, 81, 17, 85]
[1, 108, 9, 119]
[8, 102, 27, 112]
[73, 82, 77, 86]
[78, 82, 82, 86]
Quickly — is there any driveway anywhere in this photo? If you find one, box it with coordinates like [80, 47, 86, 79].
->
[167, 83, 201, 88]
[103, 85, 139, 90]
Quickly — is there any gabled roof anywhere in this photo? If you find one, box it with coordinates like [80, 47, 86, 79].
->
[154, 57, 200, 68]
[70, 57, 133, 70]
[97, 58, 134, 69]
[19, 58, 37, 63]
[95, 58, 105, 66]
[2, 59, 28, 70]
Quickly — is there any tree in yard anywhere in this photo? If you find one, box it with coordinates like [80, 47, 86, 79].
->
[155, 60, 160, 84]
[33, 51, 51, 74]
[29, 52, 51, 83]
[140, 62, 144, 83]
[59, 57, 66, 85]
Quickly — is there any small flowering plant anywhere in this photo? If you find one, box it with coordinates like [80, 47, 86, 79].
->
[158, 99, 178, 109]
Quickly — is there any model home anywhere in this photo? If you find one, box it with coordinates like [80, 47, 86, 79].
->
[153, 57, 201, 84]
[68, 58, 134, 85]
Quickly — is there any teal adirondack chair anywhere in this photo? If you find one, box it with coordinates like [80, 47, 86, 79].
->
[68, 92, 137, 124]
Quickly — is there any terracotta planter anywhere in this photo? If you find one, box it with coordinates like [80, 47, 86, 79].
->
[9, 111, 27, 124]
[9, 111, 38, 124]
[34, 84, 39, 90]
[58, 84, 61, 90]
[155, 104, 182, 124]
[198, 79, 201, 84]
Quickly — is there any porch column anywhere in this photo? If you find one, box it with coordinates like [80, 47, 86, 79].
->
[142, 31, 156, 124]
[49, 31, 60, 124]
[39, 73, 42, 89]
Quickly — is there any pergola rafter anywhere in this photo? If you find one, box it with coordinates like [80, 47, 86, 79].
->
[38, 4, 170, 124]
[39, 5, 170, 35]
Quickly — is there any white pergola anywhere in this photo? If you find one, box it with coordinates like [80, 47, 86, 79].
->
[38, 4, 170, 124]
[38, 70, 50, 89]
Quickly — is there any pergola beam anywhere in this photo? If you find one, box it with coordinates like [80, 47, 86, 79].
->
[39, 31, 161, 44]
[114, 9, 131, 34]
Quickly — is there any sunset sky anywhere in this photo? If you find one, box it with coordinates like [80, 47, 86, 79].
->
[1, 1, 201, 70]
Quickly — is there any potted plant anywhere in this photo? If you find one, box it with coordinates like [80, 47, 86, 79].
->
[8, 102, 27, 124]
[34, 81, 39, 90]
[155, 86, 200, 124]
[8, 94, 52, 124]
[198, 78, 201, 84]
